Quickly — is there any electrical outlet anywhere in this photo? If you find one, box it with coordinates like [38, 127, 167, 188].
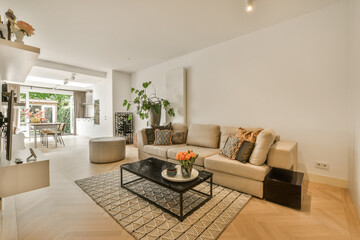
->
[315, 161, 329, 170]
[321, 162, 329, 170]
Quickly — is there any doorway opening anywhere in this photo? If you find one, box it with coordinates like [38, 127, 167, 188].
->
[19, 87, 74, 136]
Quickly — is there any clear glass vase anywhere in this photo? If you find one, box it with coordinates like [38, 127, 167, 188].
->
[181, 165, 193, 178]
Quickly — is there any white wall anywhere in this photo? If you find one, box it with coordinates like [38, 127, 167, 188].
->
[348, 0, 360, 218]
[92, 72, 113, 137]
[112, 70, 131, 113]
[131, 2, 349, 182]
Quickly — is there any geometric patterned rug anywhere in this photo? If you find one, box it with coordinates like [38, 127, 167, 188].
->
[75, 170, 251, 240]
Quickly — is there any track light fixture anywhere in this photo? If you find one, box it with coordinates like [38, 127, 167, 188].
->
[247, 0, 254, 12]
[64, 72, 76, 85]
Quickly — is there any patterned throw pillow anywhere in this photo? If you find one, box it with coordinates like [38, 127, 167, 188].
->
[235, 141, 255, 163]
[172, 132, 185, 144]
[145, 122, 172, 144]
[154, 129, 173, 145]
[220, 135, 241, 159]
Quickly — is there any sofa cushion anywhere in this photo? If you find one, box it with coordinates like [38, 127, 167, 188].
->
[145, 122, 172, 144]
[220, 126, 238, 149]
[237, 127, 262, 142]
[154, 129, 172, 145]
[204, 154, 271, 181]
[167, 145, 220, 167]
[249, 129, 276, 166]
[171, 123, 188, 144]
[220, 126, 264, 149]
[235, 141, 255, 163]
[220, 135, 241, 159]
[144, 144, 185, 158]
[186, 124, 220, 149]
[172, 132, 186, 144]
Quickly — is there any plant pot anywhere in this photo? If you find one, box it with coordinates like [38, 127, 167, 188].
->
[181, 165, 193, 178]
[149, 104, 161, 127]
[14, 30, 24, 44]
[31, 118, 40, 123]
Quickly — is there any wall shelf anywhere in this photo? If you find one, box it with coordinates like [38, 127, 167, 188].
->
[0, 38, 40, 82]
[1, 102, 25, 108]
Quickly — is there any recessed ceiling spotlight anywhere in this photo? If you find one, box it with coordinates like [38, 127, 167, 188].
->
[247, 0, 254, 12]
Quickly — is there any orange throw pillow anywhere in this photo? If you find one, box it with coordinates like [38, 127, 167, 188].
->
[236, 127, 262, 143]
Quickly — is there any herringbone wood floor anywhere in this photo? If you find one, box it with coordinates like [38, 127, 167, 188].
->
[1, 136, 360, 240]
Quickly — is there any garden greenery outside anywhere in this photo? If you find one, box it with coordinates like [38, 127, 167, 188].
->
[20, 92, 72, 133]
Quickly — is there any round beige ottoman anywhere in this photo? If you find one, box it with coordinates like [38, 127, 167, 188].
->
[89, 137, 126, 163]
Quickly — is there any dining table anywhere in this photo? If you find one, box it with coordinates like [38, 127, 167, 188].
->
[28, 123, 61, 148]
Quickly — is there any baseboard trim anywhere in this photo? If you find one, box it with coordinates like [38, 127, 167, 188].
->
[304, 173, 348, 188]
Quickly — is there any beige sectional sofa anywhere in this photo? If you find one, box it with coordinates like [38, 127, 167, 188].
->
[138, 123, 297, 198]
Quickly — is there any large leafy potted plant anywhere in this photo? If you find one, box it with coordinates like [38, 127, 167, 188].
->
[123, 81, 175, 127]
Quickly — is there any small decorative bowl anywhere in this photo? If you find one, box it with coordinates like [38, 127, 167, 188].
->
[166, 166, 177, 177]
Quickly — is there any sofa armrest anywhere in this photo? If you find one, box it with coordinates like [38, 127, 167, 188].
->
[138, 129, 149, 160]
[267, 141, 297, 170]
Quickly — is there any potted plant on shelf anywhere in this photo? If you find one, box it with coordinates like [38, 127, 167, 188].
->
[123, 81, 175, 127]
[176, 150, 198, 178]
[14, 20, 35, 44]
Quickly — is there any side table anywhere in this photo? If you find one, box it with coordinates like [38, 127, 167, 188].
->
[264, 167, 304, 209]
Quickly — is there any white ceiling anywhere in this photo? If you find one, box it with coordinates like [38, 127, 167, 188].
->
[15, 66, 103, 91]
[1, 0, 342, 73]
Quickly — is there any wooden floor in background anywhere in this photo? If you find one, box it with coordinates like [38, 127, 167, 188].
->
[1, 136, 360, 240]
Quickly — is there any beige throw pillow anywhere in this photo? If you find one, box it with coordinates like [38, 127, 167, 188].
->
[249, 129, 276, 166]
[219, 126, 238, 149]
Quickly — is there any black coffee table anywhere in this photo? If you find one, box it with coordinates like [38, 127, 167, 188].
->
[120, 158, 213, 221]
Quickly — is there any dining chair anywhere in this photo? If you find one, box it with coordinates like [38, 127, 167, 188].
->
[40, 123, 66, 148]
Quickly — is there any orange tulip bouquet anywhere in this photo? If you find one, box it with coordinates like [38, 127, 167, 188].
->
[175, 150, 198, 178]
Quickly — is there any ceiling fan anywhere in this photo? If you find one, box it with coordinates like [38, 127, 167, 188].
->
[64, 73, 76, 85]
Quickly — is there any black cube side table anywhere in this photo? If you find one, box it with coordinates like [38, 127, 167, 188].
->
[264, 167, 304, 209]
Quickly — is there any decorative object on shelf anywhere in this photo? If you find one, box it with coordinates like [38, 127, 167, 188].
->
[5, 9, 16, 41]
[176, 149, 198, 178]
[0, 9, 35, 43]
[115, 112, 133, 144]
[21, 108, 47, 123]
[0, 15, 7, 39]
[16, 20, 35, 36]
[122, 81, 175, 127]
[14, 29, 24, 43]
[14, 20, 35, 44]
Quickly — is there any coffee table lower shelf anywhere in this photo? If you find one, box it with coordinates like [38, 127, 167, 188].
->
[120, 168, 213, 222]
